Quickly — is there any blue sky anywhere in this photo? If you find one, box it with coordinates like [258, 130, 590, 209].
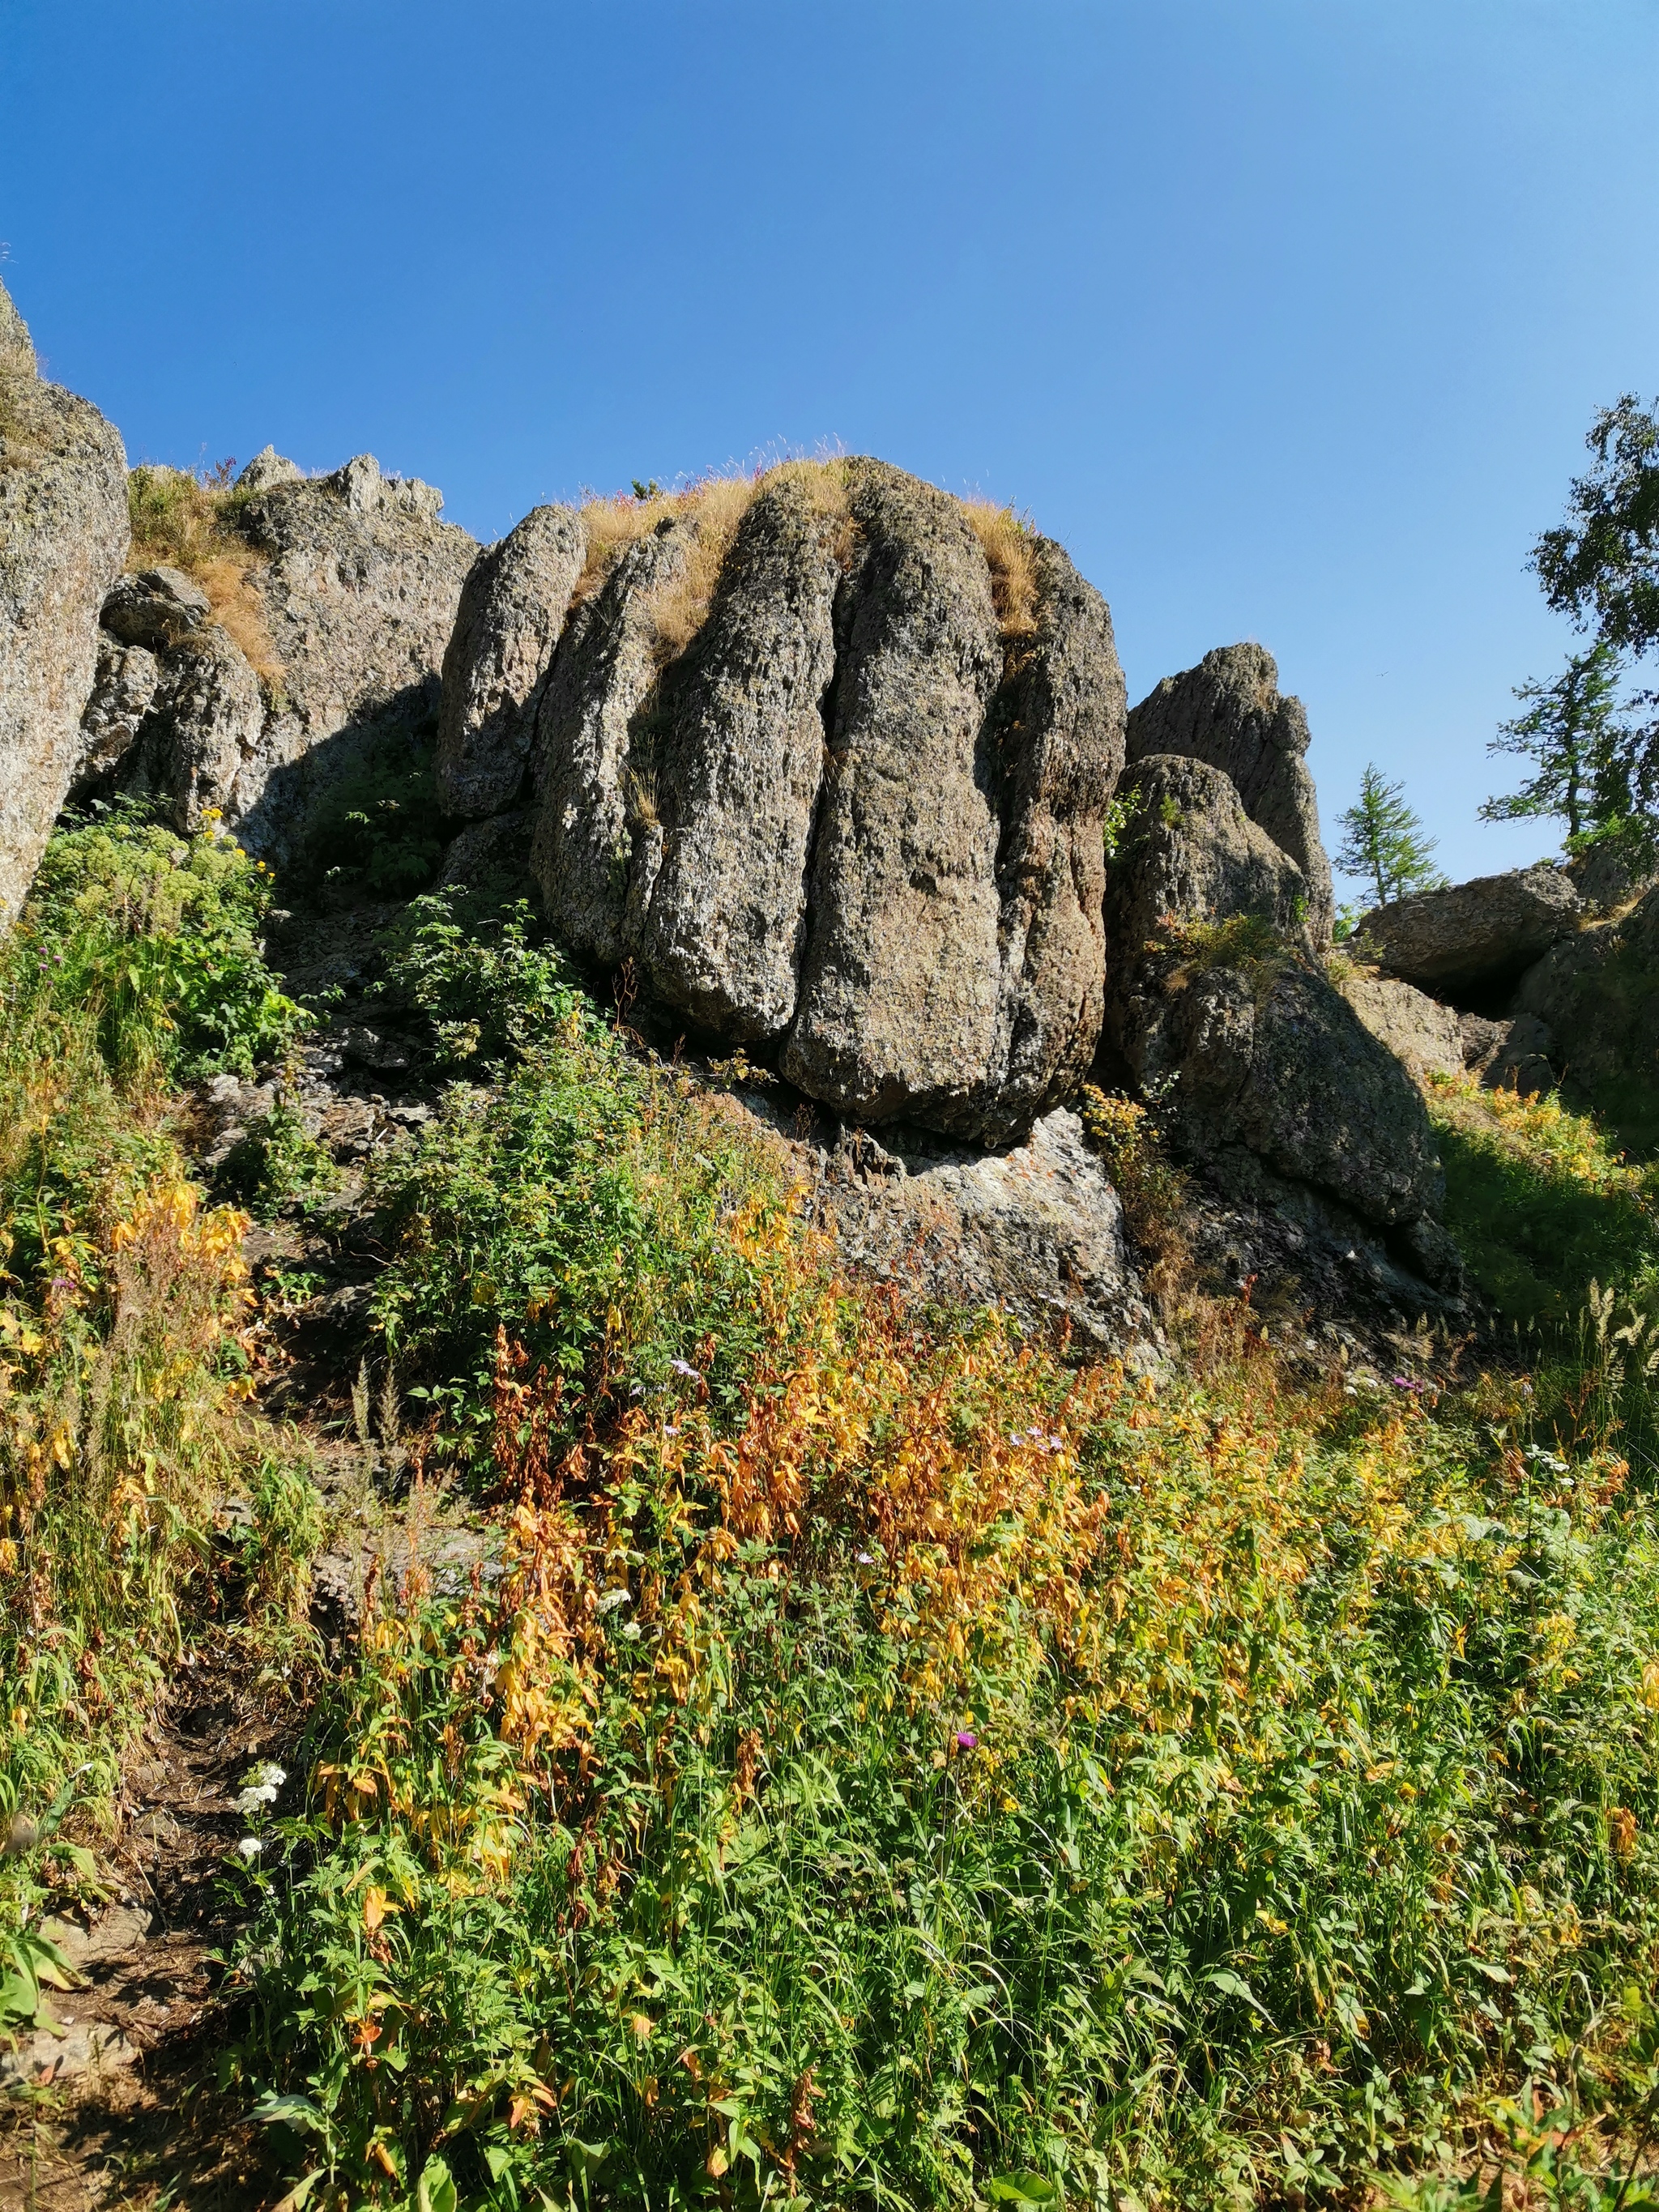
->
[3, 0, 1655, 890]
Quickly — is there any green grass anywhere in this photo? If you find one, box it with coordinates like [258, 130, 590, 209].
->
[0, 808, 320, 2016]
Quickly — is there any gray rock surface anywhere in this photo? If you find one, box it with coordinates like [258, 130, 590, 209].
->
[438, 806, 537, 896]
[1358, 863, 1583, 997]
[532, 518, 694, 970]
[1513, 883, 1659, 1123]
[1339, 969, 1466, 1080]
[630, 473, 842, 1038]
[100, 564, 211, 650]
[980, 535, 1126, 1134]
[1458, 1010, 1559, 1096]
[0, 281, 35, 374]
[75, 634, 160, 790]
[1104, 752, 1452, 1279]
[228, 450, 476, 857]
[0, 277, 129, 922]
[1105, 753, 1314, 961]
[1127, 642, 1335, 942]
[141, 626, 268, 831]
[236, 444, 303, 493]
[437, 503, 585, 818]
[810, 1106, 1153, 1354]
[780, 461, 1006, 1127]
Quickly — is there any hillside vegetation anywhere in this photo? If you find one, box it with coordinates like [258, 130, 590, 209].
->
[3, 821, 1659, 2211]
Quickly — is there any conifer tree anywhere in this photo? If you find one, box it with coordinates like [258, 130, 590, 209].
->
[1481, 641, 1631, 846]
[1336, 765, 1446, 910]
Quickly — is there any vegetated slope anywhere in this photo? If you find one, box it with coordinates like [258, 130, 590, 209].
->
[4, 848, 1659, 2210]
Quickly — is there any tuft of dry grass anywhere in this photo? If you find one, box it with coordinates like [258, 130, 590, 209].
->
[571, 459, 855, 663]
[126, 464, 281, 687]
[963, 500, 1040, 641]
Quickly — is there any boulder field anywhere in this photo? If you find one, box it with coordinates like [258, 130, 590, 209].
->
[33, 268, 1649, 1327]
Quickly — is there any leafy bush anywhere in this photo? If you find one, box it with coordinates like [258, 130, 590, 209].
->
[369, 1019, 808, 1467]
[236, 1264, 1659, 2211]
[381, 890, 586, 1070]
[215, 1101, 343, 1222]
[20, 805, 307, 1088]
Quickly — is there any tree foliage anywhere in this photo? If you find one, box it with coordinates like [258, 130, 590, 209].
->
[1533, 394, 1659, 655]
[1481, 641, 1633, 845]
[1335, 764, 1445, 909]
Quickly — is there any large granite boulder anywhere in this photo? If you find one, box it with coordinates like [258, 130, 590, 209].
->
[0, 278, 129, 923]
[628, 472, 842, 1039]
[1103, 753, 1453, 1281]
[528, 458, 1126, 1143]
[1512, 883, 1659, 1139]
[1358, 863, 1583, 999]
[1338, 970, 1466, 1081]
[227, 451, 477, 856]
[531, 515, 696, 972]
[437, 504, 585, 819]
[1126, 642, 1334, 943]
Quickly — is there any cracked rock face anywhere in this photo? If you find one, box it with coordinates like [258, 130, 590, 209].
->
[527, 459, 1126, 1141]
[228, 450, 477, 857]
[1358, 863, 1583, 998]
[1104, 753, 1450, 1276]
[0, 276, 129, 923]
[630, 471, 842, 1040]
[1127, 642, 1334, 944]
[437, 503, 586, 819]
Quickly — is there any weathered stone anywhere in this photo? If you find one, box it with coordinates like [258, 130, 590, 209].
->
[782, 461, 1005, 1127]
[1512, 883, 1659, 1133]
[1103, 752, 1450, 1275]
[531, 518, 694, 970]
[75, 634, 160, 790]
[1459, 1009, 1558, 1096]
[1566, 839, 1657, 915]
[438, 807, 536, 895]
[437, 504, 586, 818]
[1127, 642, 1334, 941]
[1358, 863, 1582, 997]
[1105, 753, 1314, 961]
[0, 281, 35, 375]
[235, 444, 303, 494]
[140, 626, 267, 832]
[100, 564, 211, 650]
[228, 451, 476, 859]
[1340, 969, 1465, 1080]
[810, 1106, 1152, 1354]
[629, 474, 841, 1038]
[980, 535, 1126, 1136]
[0, 278, 129, 923]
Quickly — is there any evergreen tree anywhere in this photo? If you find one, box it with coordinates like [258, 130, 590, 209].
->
[1481, 641, 1631, 845]
[1336, 765, 1446, 910]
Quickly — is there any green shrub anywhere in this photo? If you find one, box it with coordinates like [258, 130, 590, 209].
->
[369, 1021, 806, 1468]
[299, 744, 447, 898]
[19, 804, 307, 1088]
[381, 890, 586, 1071]
[215, 1102, 342, 1222]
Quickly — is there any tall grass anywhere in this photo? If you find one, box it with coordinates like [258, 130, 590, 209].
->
[126, 460, 281, 682]
[0, 810, 312, 1981]
[232, 973, 1659, 2209]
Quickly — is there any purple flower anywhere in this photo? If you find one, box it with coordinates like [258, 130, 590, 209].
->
[670, 1358, 702, 1379]
[1391, 1375, 1421, 1392]
[856, 1550, 876, 1566]
[955, 1731, 978, 1752]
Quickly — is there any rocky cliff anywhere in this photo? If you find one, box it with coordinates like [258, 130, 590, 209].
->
[0, 278, 128, 923]
[3, 288, 1495, 1331]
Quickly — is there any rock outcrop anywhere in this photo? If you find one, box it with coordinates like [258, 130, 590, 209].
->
[227, 452, 477, 856]
[1126, 643, 1334, 943]
[1358, 863, 1583, 998]
[1512, 883, 1659, 1128]
[1103, 754, 1455, 1285]
[1339, 970, 1466, 1081]
[75, 453, 476, 858]
[527, 459, 1126, 1143]
[437, 504, 585, 819]
[0, 278, 129, 923]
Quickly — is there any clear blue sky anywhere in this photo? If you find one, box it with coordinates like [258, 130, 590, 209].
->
[3, 0, 1655, 890]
